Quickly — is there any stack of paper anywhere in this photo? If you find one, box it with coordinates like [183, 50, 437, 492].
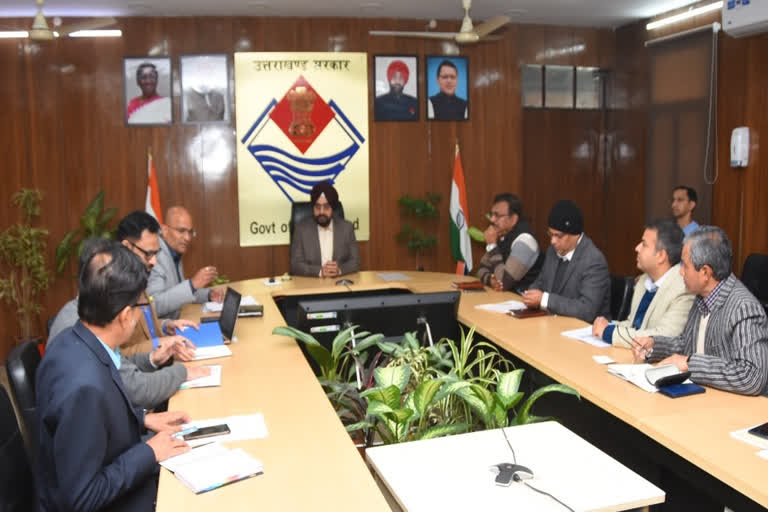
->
[183, 413, 269, 447]
[474, 300, 526, 313]
[179, 365, 222, 389]
[161, 443, 263, 494]
[192, 345, 232, 361]
[561, 326, 611, 348]
[202, 296, 259, 313]
[607, 364, 658, 393]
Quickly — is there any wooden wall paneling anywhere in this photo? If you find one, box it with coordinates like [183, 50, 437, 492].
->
[0, 16, 613, 358]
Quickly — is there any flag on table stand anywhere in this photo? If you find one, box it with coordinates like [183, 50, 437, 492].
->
[450, 144, 472, 275]
[145, 151, 164, 224]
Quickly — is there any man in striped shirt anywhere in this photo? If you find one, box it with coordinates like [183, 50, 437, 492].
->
[633, 226, 768, 395]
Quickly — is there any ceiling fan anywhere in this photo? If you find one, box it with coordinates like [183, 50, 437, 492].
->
[369, 0, 510, 45]
[26, 0, 117, 40]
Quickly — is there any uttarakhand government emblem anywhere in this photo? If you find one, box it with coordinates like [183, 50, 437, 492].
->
[240, 75, 365, 203]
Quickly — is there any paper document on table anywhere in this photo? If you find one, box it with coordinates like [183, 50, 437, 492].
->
[193, 345, 232, 361]
[592, 355, 615, 365]
[377, 272, 411, 281]
[561, 326, 611, 348]
[607, 364, 659, 393]
[162, 444, 263, 494]
[730, 425, 768, 450]
[180, 365, 222, 389]
[203, 296, 258, 313]
[475, 300, 526, 314]
[184, 413, 269, 447]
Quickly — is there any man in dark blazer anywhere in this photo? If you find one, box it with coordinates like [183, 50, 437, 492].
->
[290, 181, 360, 277]
[36, 242, 191, 511]
[523, 200, 610, 323]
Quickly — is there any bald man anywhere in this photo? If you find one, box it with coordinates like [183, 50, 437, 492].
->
[147, 206, 224, 318]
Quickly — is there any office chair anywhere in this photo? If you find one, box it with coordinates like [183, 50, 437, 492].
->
[742, 253, 768, 314]
[0, 385, 34, 512]
[609, 275, 635, 322]
[6, 340, 42, 465]
[289, 200, 345, 240]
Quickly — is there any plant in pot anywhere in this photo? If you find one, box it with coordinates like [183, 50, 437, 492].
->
[396, 193, 441, 270]
[55, 190, 118, 276]
[0, 189, 51, 345]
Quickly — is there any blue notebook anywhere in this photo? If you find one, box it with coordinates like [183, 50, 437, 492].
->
[152, 323, 224, 349]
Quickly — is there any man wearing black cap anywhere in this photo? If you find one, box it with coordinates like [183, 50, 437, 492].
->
[522, 200, 610, 323]
[290, 181, 360, 277]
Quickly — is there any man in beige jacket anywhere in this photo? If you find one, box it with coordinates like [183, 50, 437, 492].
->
[593, 219, 694, 347]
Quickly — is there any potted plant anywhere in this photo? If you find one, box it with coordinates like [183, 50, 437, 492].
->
[55, 190, 118, 276]
[396, 193, 441, 270]
[0, 189, 50, 344]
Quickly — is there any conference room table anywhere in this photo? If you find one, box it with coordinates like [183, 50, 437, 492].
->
[156, 271, 768, 510]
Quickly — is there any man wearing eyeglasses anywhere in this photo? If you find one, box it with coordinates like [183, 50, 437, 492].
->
[476, 193, 543, 293]
[291, 181, 360, 278]
[48, 214, 211, 410]
[592, 219, 694, 347]
[522, 200, 610, 323]
[148, 206, 224, 319]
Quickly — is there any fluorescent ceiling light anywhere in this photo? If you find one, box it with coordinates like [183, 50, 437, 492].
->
[646, 1, 723, 30]
[68, 29, 122, 38]
[0, 31, 29, 38]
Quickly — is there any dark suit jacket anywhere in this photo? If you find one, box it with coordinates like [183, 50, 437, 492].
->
[529, 234, 610, 323]
[290, 217, 360, 277]
[36, 322, 158, 512]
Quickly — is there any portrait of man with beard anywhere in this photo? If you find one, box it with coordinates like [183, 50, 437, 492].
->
[374, 57, 419, 121]
[290, 181, 360, 277]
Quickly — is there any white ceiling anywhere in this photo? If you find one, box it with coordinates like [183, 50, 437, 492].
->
[0, 0, 703, 29]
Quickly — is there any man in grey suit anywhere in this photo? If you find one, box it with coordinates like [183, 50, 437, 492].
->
[47, 233, 209, 410]
[148, 206, 224, 319]
[290, 181, 360, 277]
[633, 226, 768, 395]
[592, 219, 694, 346]
[522, 200, 610, 323]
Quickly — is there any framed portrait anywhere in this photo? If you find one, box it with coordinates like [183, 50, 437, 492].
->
[124, 56, 172, 126]
[425, 55, 469, 121]
[180, 54, 230, 124]
[373, 55, 419, 121]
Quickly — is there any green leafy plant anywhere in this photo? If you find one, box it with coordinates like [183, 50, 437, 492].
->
[0, 189, 50, 340]
[396, 193, 441, 270]
[55, 190, 118, 275]
[211, 274, 231, 287]
[349, 326, 580, 445]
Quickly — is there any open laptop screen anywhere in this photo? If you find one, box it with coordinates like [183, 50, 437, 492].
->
[219, 287, 241, 341]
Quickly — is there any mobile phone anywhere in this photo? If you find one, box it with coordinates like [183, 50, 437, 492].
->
[658, 383, 706, 398]
[747, 421, 768, 441]
[183, 424, 230, 441]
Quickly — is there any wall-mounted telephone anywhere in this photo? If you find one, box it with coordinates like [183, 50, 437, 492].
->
[730, 127, 749, 168]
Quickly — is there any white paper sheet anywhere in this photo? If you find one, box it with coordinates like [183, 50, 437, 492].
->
[202, 296, 259, 313]
[180, 365, 222, 389]
[606, 363, 659, 393]
[193, 345, 232, 361]
[474, 300, 526, 313]
[376, 272, 412, 281]
[730, 425, 768, 450]
[561, 326, 611, 348]
[592, 355, 616, 365]
[183, 413, 269, 447]
[160, 442, 229, 473]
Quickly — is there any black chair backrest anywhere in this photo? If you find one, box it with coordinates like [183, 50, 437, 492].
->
[289, 200, 345, 240]
[0, 385, 34, 512]
[742, 253, 768, 306]
[6, 340, 42, 464]
[610, 275, 635, 322]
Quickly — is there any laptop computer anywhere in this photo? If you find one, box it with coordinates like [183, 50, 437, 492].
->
[218, 287, 241, 342]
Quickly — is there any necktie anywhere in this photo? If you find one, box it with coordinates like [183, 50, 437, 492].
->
[553, 258, 569, 288]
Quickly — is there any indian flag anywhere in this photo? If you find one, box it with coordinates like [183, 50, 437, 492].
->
[145, 150, 164, 224]
[450, 145, 472, 273]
